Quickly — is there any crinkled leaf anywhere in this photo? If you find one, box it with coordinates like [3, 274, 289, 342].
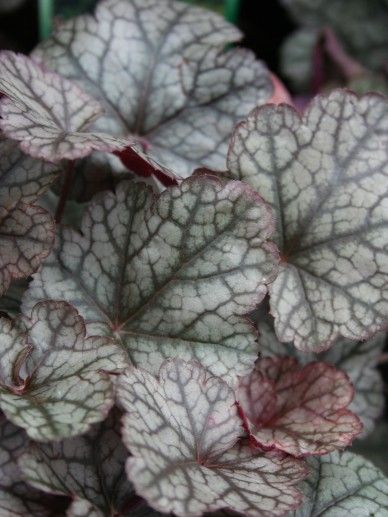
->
[23, 176, 278, 380]
[238, 357, 361, 457]
[0, 202, 54, 297]
[0, 301, 127, 441]
[281, 0, 388, 72]
[0, 413, 67, 516]
[117, 359, 306, 517]
[259, 319, 386, 438]
[33, 0, 273, 177]
[228, 90, 388, 351]
[280, 28, 319, 91]
[19, 409, 137, 516]
[0, 51, 134, 162]
[291, 451, 388, 516]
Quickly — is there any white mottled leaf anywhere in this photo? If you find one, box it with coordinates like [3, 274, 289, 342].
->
[259, 319, 386, 438]
[33, 0, 273, 177]
[0, 51, 133, 162]
[238, 356, 362, 457]
[19, 409, 136, 516]
[0, 413, 67, 516]
[23, 176, 278, 380]
[0, 301, 127, 441]
[291, 451, 388, 516]
[118, 359, 307, 517]
[0, 202, 54, 297]
[228, 90, 388, 351]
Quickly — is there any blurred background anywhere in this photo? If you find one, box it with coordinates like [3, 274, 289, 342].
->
[0, 0, 387, 472]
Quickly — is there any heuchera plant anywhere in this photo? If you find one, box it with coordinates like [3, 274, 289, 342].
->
[0, 0, 387, 515]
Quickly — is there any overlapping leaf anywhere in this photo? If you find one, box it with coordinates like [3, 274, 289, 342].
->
[23, 176, 278, 379]
[291, 451, 388, 516]
[0, 51, 136, 163]
[0, 301, 127, 441]
[227, 90, 388, 351]
[117, 359, 306, 517]
[238, 357, 362, 457]
[281, 0, 388, 74]
[259, 318, 386, 438]
[0, 413, 67, 516]
[0, 138, 58, 297]
[33, 0, 273, 178]
[19, 409, 138, 516]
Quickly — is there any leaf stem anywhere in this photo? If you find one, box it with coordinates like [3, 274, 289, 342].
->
[55, 161, 75, 224]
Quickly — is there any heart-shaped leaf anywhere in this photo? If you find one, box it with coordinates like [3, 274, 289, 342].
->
[23, 176, 278, 380]
[237, 356, 362, 457]
[0, 51, 135, 163]
[0, 413, 67, 516]
[33, 0, 273, 177]
[117, 359, 307, 517]
[0, 301, 127, 441]
[291, 451, 388, 516]
[227, 90, 388, 351]
[19, 409, 138, 516]
[258, 319, 386, 438]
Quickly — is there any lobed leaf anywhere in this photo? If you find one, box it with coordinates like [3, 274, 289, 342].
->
[33, 0, 273, 177]
[237, 357, 362, 457]
[259, 319, 386, 438]
[291, 451, 388, 516]
[0, 412, 67, 516]
[117, 359, 307, 517]
[0, 51, 133, 162]
[23, 176, 278, 380]
[0, 301, 127, 441]
[227, 90, 388, 351]
[19, 409, 136, 516]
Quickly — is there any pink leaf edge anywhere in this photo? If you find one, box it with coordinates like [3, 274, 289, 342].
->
[237, 356, 362, 457]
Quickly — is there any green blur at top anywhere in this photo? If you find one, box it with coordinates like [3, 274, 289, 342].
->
[38, 0, 241, 40]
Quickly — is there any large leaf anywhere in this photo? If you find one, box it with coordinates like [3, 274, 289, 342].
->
[291, 451, 388, 516]
[33, 0, 273, 178]
[258, 319, 386, 438]
[0, 413, 67, 516]
[19, 409, 139, 516]
[23, 176, 278, 379]
[117, 359, 307, 517]
[237, 357, 362, 457]
[227, 90, 388, 351]
[0, 52, 134, 162]
[0, 301, 127, 441]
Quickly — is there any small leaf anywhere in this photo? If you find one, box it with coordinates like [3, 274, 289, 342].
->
[19, 409, 136, 516]
[291, 451, 388, 516]
[33, 0, 273, 177]
[0, 301, 127, 441]
[117, 359, 307, 517]
[0, 51, 133, 162]
[259, 319, 386, 438]
[0, 413, 67, 516]
[0, 202, 54, 297]
[23, 176, 278, 380]
[238, 357, 362, 457]
[227, 90, 388, 351]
